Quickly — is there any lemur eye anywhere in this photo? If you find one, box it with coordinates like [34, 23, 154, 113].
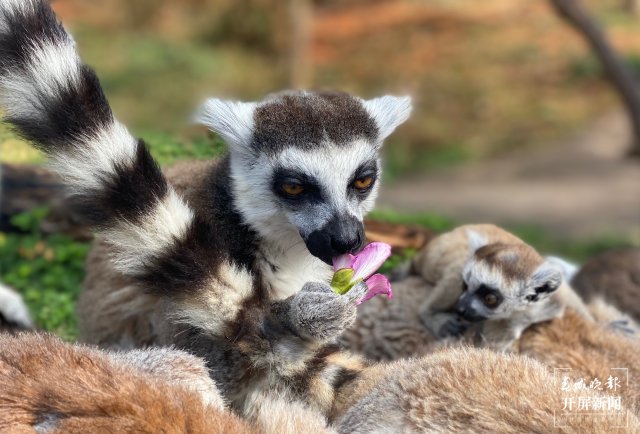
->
[353, 176, 374, 191]
[483, 293, 498, 307]
[282, 183, 305, 197]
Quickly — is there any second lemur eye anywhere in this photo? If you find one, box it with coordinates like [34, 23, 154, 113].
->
[282, 183, 305, 197]
[483, 293, 498, 307]
[353, 176, 374, 190]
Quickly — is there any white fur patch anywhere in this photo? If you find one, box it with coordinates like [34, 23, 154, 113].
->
[0, 283, 34, 328]
[0, 39, 80, 121]
[362, 95, 412, 142]
[50, 121, 138, 193]
[172, 262, 254, 334]
[545, 255, 579, 282]
[197, 99, 257, 150]
[463, 260, 510, 296]
[0, 0, 34, 34]
[258, 238, 333, 300]
[466, 229, 489, 253]
[530, 261, 562, 289]
[106, 187, 194, 274]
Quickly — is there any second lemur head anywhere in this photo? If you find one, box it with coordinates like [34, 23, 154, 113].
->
[455, 230, 563, 322]
[198, 90, 411, 264]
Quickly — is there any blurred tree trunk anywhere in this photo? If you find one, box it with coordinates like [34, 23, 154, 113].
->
[550, 0, 640, 156]
[622, 0, 640, 16]
[288, 0, 314, 89]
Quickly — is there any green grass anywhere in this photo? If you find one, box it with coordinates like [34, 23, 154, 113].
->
[0, 209, 89, 340]
[139, 131, 227, 166]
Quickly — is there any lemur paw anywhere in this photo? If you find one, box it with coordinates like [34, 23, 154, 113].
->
[289, 281, 367, 341]
[437, 315, 470, 339]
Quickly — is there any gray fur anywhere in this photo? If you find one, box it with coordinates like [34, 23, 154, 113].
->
[109, 347, 225, 410]
[284, 282, 367, 341]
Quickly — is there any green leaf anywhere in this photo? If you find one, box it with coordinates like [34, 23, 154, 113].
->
[330, 268, 355, 295]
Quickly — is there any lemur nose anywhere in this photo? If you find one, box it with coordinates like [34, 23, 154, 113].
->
[456, 306, 467, 316]
[303, 213, 365, 264]
[331, 235, 361, 255]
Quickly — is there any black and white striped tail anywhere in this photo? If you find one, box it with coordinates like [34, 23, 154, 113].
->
[0, 0, 196, 283]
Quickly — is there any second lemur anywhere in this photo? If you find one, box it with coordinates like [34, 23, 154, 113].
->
[414, 224, 593, 350]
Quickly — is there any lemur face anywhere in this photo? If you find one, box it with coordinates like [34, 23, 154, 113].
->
[198, 91, 411, 264]
[455, 237, 563, 322]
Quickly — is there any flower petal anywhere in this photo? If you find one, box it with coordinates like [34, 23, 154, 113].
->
[357, 273, 393, 305]
[352, 242, 392, 280]
[332, 253, 356, 272]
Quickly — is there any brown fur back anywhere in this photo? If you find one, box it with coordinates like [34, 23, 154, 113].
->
[0, 333, 253, 434]
[572, 247, 640, 322]
[332, 347, 639, 433]
[518, 309, 640, 415]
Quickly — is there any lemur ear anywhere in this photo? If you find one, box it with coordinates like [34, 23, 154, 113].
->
[196, 99, 257, 152]
[532, 261, 563, 293]
[362, 95, 412, 142]
[544, 255, 579, 282]
[466, 229, 489, 253]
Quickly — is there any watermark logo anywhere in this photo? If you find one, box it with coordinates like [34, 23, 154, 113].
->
[554, 368, 629, 428]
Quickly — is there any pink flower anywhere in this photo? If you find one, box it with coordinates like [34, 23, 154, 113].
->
[331, 242, 393, 304]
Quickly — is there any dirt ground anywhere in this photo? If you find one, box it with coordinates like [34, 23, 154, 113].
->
[377, 110, 640, 241]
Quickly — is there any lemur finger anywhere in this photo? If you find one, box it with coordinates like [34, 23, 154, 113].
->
[300, 281, 334, 295]
[344, 281, 368, 304]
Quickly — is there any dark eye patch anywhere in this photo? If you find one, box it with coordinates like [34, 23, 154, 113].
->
[475, 284, 503, 309]
[535, 282, 558, 294]
[272, 168, 322, 203]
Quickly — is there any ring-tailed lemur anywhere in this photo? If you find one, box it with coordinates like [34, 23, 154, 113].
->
[0, 0, 410, 417]
[415, 224, 592, 350]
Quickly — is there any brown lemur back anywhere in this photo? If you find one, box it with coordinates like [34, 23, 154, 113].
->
[0, 0, 411, 418]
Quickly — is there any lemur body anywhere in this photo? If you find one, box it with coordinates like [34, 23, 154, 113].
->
[572, 247, 640, 327]
[0, 0, 409, 418]
[0, 333, 249, 433]
[415, 224, 592, 350]
[330, 347, 638, 433]
[518, 309, 640, 416]
[0, 333, 337, 434]
[344, 224, 601, 360]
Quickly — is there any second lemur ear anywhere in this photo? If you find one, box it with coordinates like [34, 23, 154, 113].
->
[532, 261, 563, 294]
[362, 95, 412, 142]
[197, 98, 258, 152]
[466, 229, 489, 253]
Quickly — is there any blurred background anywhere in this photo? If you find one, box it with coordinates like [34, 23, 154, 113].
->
[0, 0, 639, 338]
